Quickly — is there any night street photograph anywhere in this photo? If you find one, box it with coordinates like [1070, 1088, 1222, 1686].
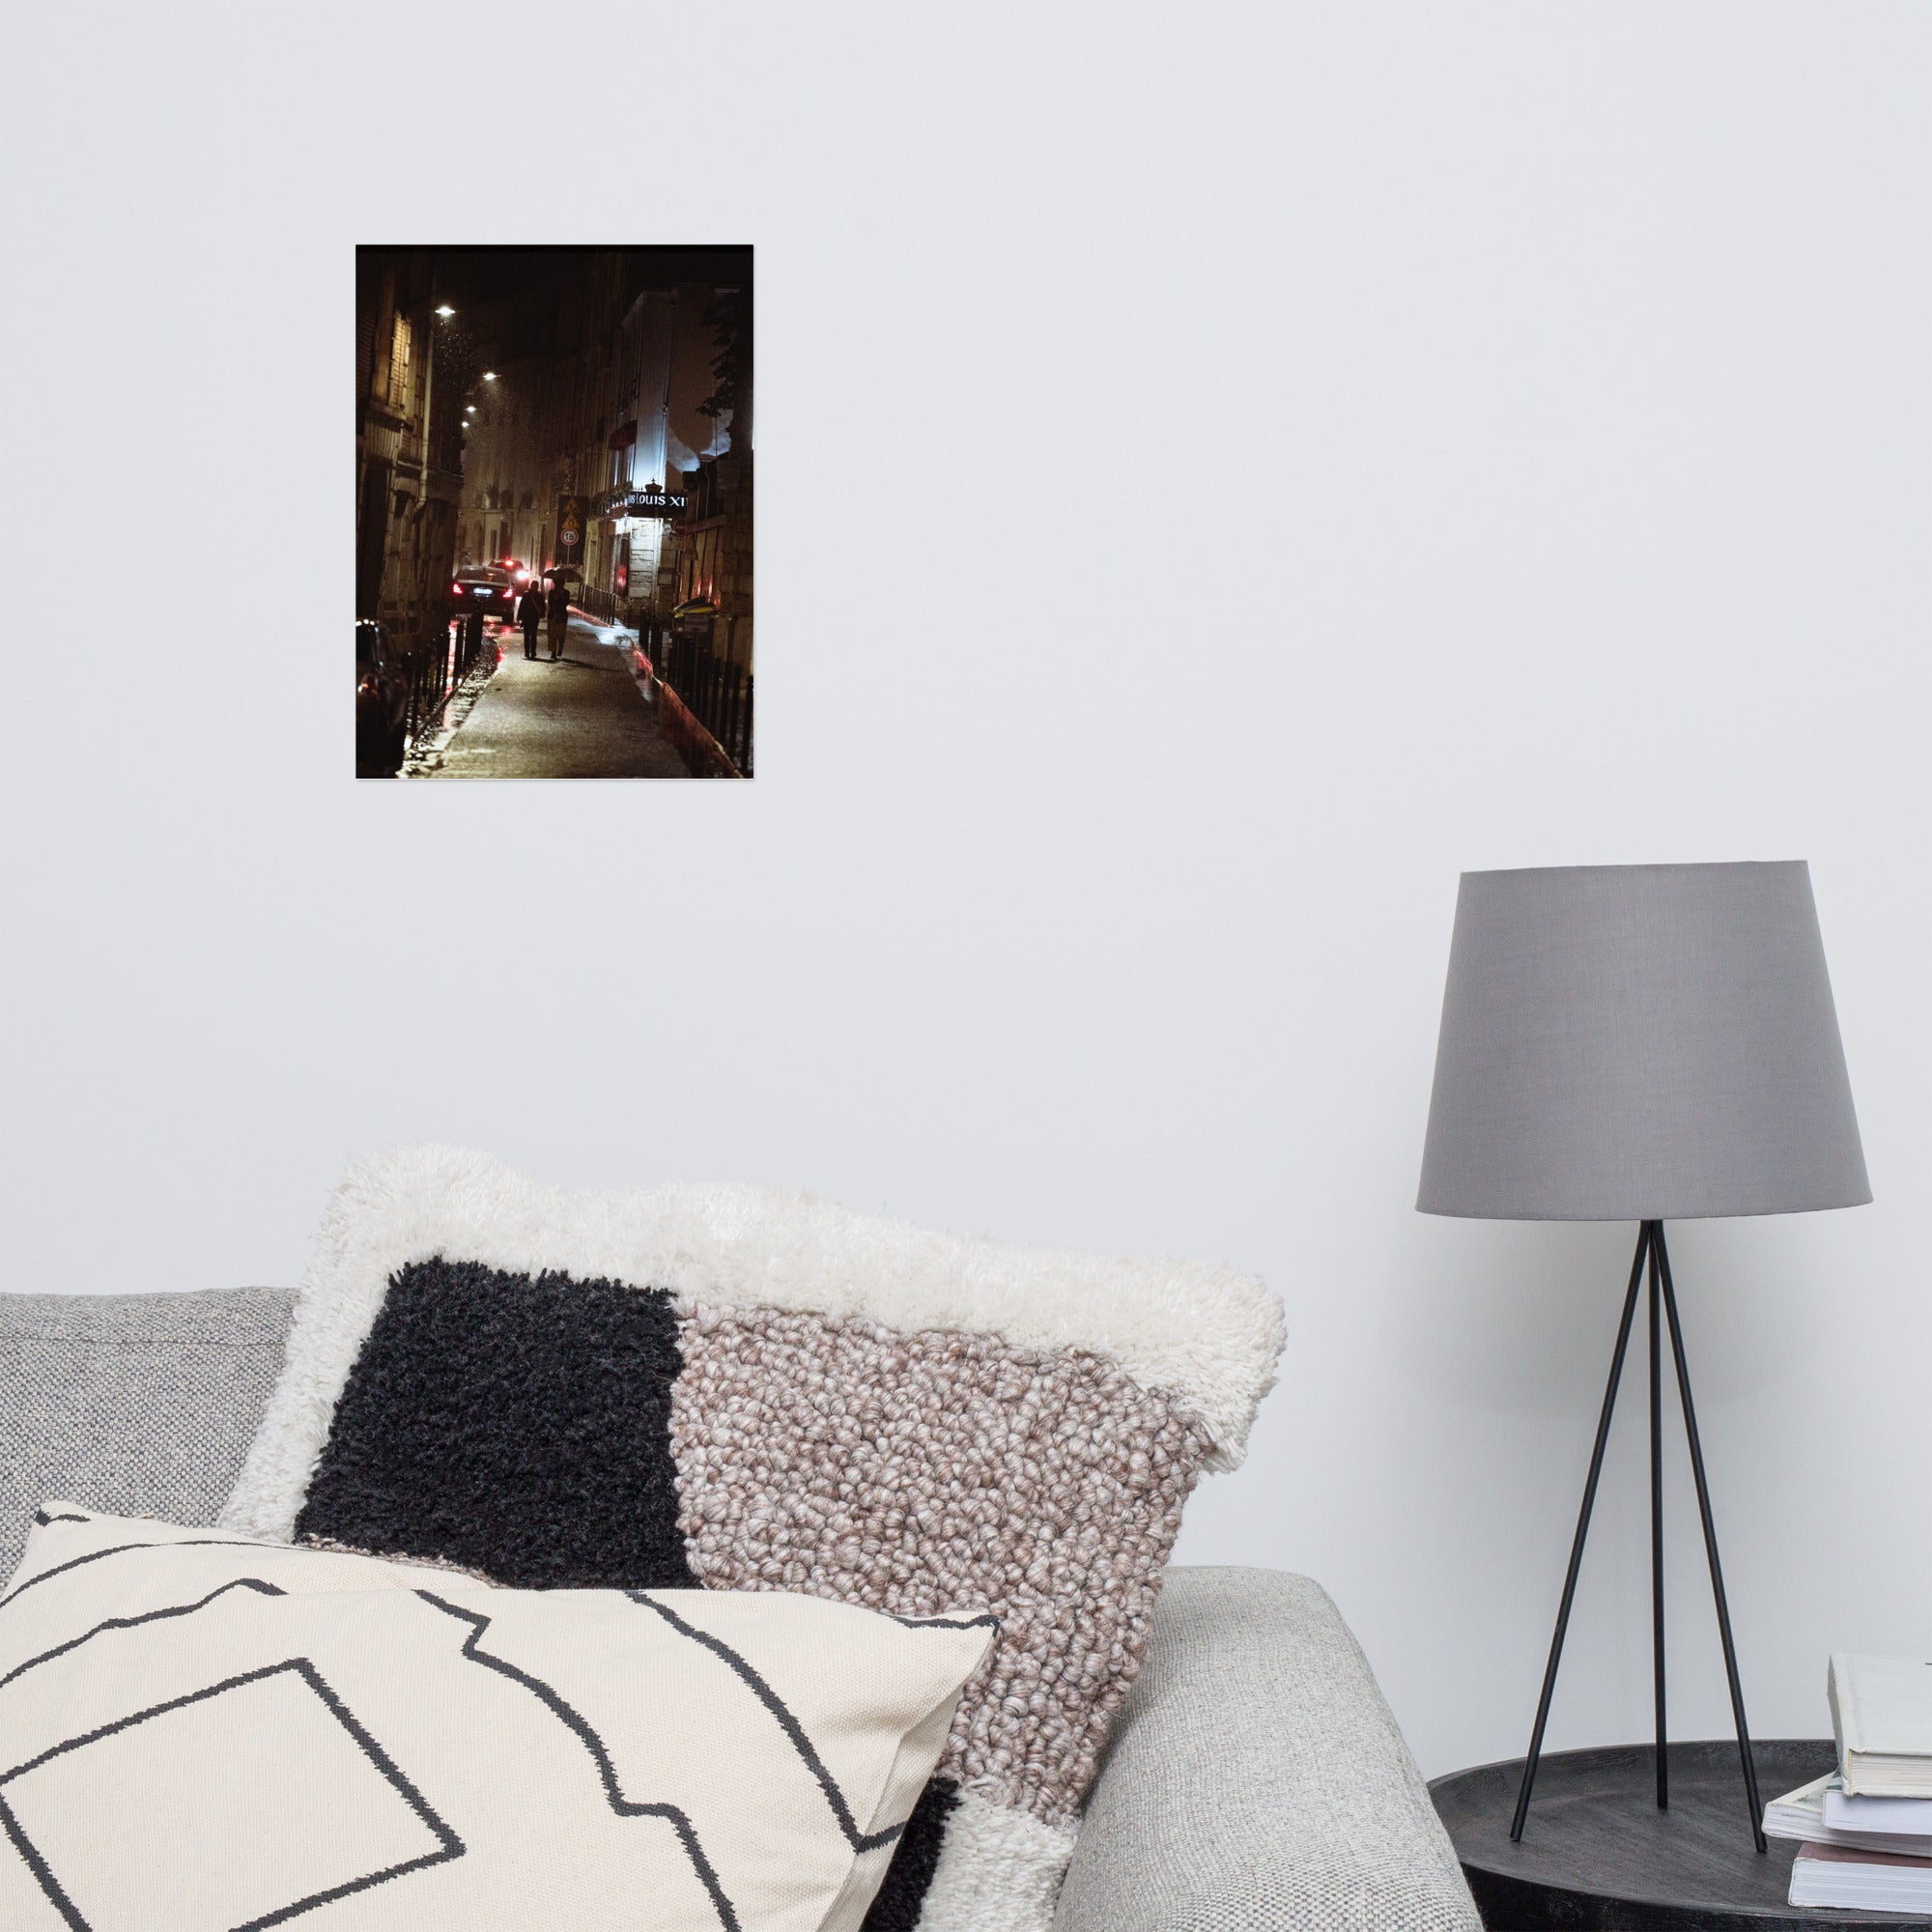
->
[355, 245, 753, 780]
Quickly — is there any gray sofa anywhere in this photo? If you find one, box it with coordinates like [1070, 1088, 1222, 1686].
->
[0, 1288, 1482, 1931]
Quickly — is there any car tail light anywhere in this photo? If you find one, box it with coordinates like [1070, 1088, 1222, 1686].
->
[451, 582, 463, 595]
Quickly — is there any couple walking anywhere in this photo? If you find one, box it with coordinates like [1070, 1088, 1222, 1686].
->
[518, 579, 572, 662]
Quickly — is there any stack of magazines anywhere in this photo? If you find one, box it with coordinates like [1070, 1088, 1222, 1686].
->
[1763, 1654, 1932, 1913]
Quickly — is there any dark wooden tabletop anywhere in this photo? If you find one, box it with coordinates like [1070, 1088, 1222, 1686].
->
[1431, 1740, 1932, 1929]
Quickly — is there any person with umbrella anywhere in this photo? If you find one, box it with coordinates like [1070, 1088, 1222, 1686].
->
[515, 578, 546, 661]
[546, 571, 572, 662]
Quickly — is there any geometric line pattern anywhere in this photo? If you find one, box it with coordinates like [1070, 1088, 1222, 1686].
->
[0, 1542, 276, 1617]
[410, 1591, 739, 1931]
[0, 1658, 465, 1932]
[0, 1579, 289, 1692]
[626, 1592, 911, 1854]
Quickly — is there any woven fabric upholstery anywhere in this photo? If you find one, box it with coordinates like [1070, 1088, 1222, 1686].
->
[1054, 1566, 1480, 1932]
[0, 1290, 294, 1583]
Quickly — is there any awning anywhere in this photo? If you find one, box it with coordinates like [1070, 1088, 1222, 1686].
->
[608, 419, 638, 451]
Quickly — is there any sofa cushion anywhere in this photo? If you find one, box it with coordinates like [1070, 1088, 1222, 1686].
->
[0, 1290, 294, 1585]
[0, 1506, 995, 1932]
[1054, 1567, 1481, 1932]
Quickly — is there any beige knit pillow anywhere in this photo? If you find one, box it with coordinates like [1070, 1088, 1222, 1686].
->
[0, 1506, 994, 1932]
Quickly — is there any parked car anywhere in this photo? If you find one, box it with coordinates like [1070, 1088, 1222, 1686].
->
[448, 565, 517, 622]
[355, 619, 409, 777]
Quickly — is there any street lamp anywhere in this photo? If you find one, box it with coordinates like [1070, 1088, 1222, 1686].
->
[482, 372, 497, 382]
[435, 304, 455, 318]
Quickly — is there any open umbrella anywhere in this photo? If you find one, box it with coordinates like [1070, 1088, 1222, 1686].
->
[544, 563, 584, 582]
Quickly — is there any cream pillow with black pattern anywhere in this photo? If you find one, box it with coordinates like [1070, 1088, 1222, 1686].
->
[0, 1506, 994, 1932]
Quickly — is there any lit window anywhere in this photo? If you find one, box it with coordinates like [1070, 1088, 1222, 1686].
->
[388, 314, 412, 408]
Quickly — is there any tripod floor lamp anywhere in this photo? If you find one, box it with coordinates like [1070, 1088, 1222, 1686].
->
[1417, 862, 1869, 1850]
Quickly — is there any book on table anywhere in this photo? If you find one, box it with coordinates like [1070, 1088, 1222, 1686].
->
[1763, 1772, 1932, 1859]
[1830, 1654, 1932, 1797]
[1788, 1840, 1932, 1913]
[1824, 1778, 1932, 1843]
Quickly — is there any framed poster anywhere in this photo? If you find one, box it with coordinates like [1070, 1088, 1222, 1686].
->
[355, 244, 753, 780]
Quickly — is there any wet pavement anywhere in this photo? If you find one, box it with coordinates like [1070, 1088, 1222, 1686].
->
[408, 614, 696, 780]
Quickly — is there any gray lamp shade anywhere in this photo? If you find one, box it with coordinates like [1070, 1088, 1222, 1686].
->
[1417, 862, 1869, 1221]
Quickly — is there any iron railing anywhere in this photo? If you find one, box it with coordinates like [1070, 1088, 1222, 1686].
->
[655, 628, 753, 777]
[403, 617, 490, 744]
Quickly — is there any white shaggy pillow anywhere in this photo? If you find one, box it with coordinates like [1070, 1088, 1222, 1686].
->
[0, 1506, 994, 1932]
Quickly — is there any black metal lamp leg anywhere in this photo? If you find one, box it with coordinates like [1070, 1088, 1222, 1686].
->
[1649, 1223, 1667, 1810]
[1654, 1225, 1768, 1854]
[1509, 1225, 1652, 1841]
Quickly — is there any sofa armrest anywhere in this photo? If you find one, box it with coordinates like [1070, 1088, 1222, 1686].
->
[1054, 1566, 1479, 1932]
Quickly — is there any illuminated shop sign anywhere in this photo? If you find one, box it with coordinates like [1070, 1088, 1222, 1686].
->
[603, 487, 688, 520]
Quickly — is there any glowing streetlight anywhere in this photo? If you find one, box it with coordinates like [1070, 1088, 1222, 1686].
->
[482, 372, 497, 382]
[435, 304, 455, 318]
[465, 405, 476, 413]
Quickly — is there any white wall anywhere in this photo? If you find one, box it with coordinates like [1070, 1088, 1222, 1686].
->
[3, 3, 1926, 1780]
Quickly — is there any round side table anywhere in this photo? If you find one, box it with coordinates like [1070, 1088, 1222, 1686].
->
[1431, 1740, 1932, 1929]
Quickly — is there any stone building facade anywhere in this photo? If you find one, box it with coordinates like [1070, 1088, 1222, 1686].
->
[639, 278, 753, 680]
[355, 249, 466, 650]
[668, 440, 753, 676]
